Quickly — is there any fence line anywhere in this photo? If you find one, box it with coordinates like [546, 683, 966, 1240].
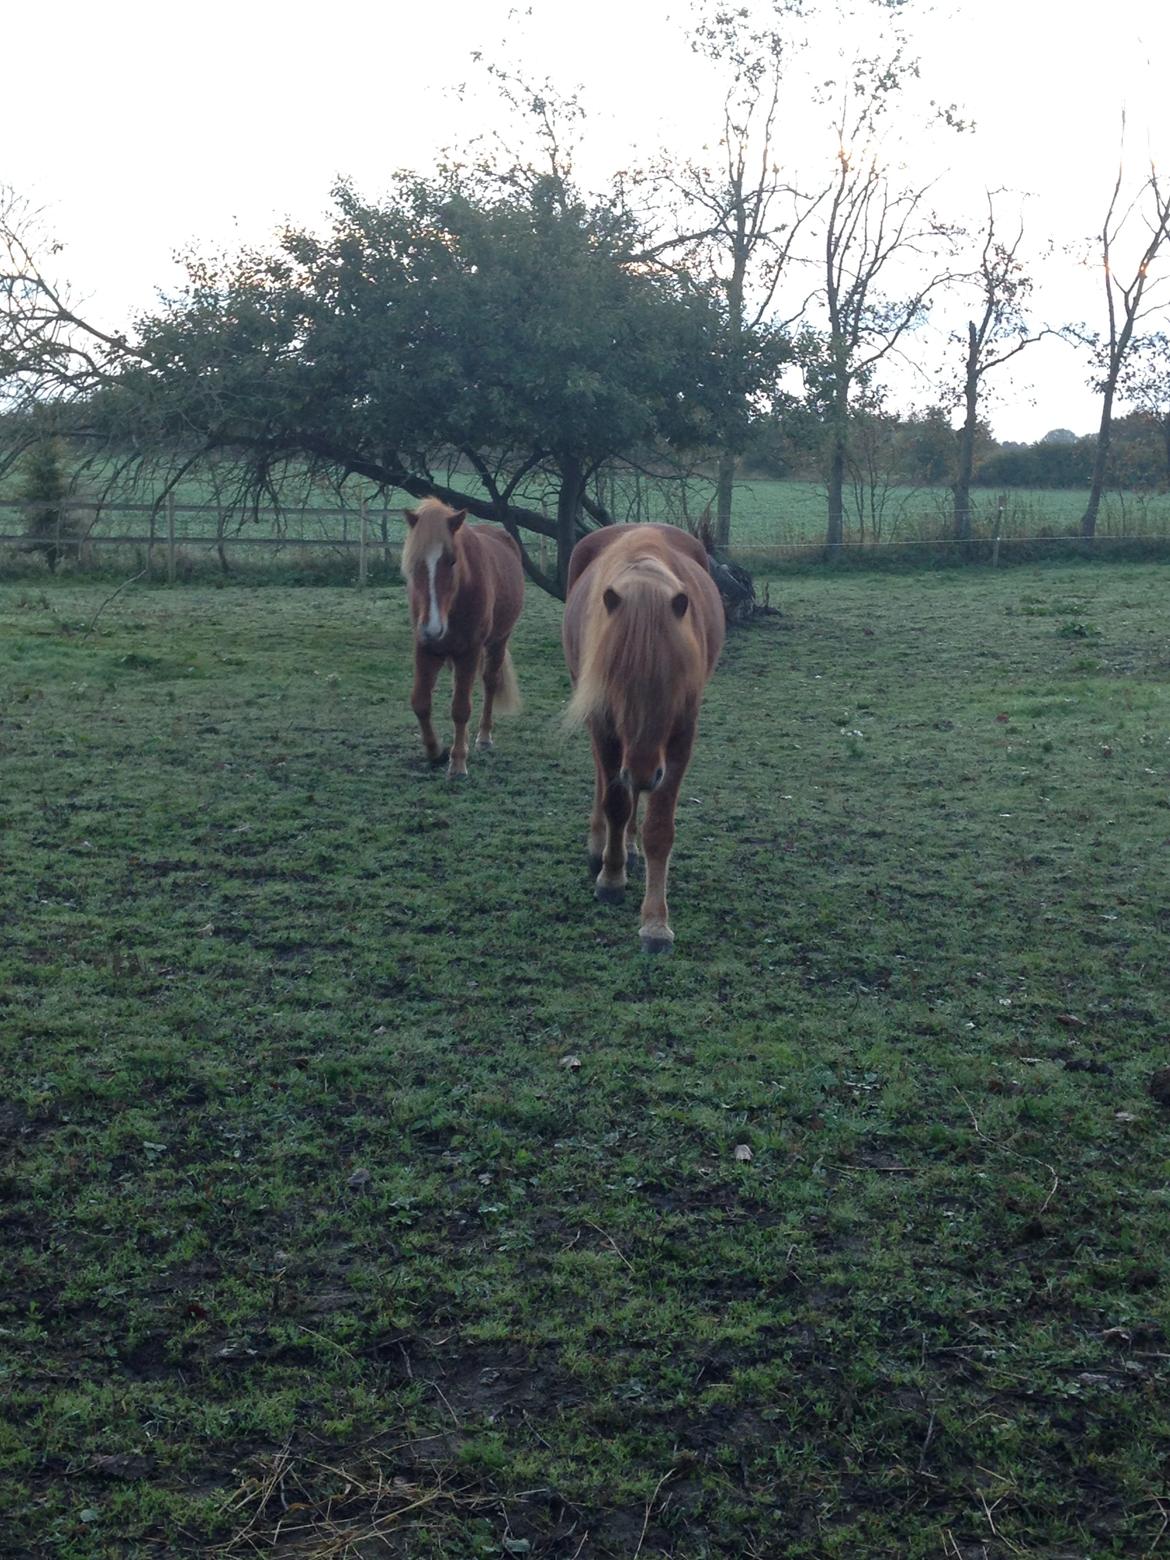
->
[2, 498, 1168, 582]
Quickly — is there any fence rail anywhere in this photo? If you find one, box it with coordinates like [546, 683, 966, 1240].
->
[2, 495, 1168, 583]
[0, 497, 569, 581]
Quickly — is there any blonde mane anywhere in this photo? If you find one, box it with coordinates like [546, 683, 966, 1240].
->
[401, 497, 465, 576]
[565, 549, 704, 742]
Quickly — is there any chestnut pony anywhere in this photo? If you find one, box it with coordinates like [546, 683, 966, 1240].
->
[562, 524, 724, 953]
[401, 498, 524, 778]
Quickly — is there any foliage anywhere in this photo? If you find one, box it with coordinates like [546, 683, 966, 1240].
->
[16, 434, 78, 572]
[5, 169, 781, 596]
[1118, 331, 1170, 483]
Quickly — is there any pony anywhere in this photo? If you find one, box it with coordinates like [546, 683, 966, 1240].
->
[562, 523, 724, 953]
[401, 498, 524, 778]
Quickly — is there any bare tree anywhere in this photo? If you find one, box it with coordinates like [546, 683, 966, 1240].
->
[814, 62, 961, 550]
[646, 1, 821, 548]
[0, 188, 135, 423]
[1079, 135, 1170, 538]
[951, 194, 1046, 541]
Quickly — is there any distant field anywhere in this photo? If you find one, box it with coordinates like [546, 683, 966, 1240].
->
[3, 562, 1170, 1556]
[4, 470, 1170, 574]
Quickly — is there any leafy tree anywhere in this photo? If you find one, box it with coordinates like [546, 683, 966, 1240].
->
[18, 434, 76, 571]
[1118, 331, 1170, 484]
[975, 434, 1096, 489]
[4, 172, 768, 595]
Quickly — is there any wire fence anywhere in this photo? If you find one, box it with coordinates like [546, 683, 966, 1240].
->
[2, 493, 1167, 583]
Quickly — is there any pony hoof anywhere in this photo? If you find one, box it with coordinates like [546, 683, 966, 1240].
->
[587, 851, 603, 877]
[446, 765, 469, 782]
[428, 748, 450, 768]
[595, 882, 626, 905]
[625, 850, 642, 877]
[475, 736, 494, 752]
[640, 928, 675, 955]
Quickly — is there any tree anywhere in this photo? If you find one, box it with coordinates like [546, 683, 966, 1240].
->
[649, 0, 819, 548]
[809, 53, 962, 549]
[1078, 137, 1170, 538]
[3, 172, 764, 596]
[18, 434, 76, 572]
[1118, 331, 1170, 484]
[951, 195, 1045, 540]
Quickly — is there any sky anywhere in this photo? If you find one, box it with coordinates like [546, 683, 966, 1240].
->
[5, 0, 1169, 443]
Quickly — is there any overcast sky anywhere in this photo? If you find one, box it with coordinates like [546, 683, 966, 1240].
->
[6, 0, 1169, 442]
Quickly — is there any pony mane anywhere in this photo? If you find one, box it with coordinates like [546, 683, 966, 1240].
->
[566, 552, 704, 742]
[401, 497, 465, 575]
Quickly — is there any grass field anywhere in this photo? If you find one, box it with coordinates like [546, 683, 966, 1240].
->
[3, 562, 1170, 1557]
[4, 469, 1170, 565]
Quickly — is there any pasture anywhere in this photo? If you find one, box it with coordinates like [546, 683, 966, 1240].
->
[2, 562, 1170, 1558]
[4, 473, 1170, 580]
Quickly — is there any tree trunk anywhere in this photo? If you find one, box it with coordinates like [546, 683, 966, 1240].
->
[1162, 414, 1170, 487]
[715, 452, 736, 549]
[1082, 378, 1117, 539]
[715, 230, 748, 551]
[556, 455, 585, 596]
[826, 433, 846, 552]
[953, 322, 979, 542]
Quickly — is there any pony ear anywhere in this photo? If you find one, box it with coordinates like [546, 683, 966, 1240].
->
[603, 586, 622, 614]
[671, 591, 690, 619]
[403, 508, 419, 528]
[447, 509, 467, 534]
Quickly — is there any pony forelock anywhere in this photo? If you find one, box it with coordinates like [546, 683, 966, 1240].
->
[401, 497, 463, 575]
[565, 555, 704, 743]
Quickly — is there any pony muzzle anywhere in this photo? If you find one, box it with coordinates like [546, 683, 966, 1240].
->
[619, 763, 665, 794]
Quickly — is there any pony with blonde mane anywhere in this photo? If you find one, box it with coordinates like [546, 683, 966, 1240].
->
[562, 524, 724, 952]
[402, 498, 524, 778]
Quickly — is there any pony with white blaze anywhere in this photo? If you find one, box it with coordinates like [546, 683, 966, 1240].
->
[401, 498, 524, 779]
[562, 523, 724, 952]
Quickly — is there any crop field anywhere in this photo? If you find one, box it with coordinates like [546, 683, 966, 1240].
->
[2, 561, 1170, 1557]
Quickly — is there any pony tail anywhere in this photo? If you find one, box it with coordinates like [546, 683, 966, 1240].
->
[494, 647, 522, 714]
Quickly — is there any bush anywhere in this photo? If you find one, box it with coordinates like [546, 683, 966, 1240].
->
[19, 439, 82, 572]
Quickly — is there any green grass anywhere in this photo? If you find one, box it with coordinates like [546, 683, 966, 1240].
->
[4, 469, 1170, 567]
[2, 563, 1170, 1557]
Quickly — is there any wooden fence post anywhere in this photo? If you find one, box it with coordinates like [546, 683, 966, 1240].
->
[167, 494, 177, 585]
[358, 498, 368, 587]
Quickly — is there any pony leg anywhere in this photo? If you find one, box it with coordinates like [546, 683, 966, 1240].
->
[447, 652, 478, 779]
[625, 793, 642, 877]
[411, 650, 447, 765]
[476, 641, 505, 751]
[638, 730, 693, 953]
[592, 728, 630, 903]
[587, 735, 609, 875]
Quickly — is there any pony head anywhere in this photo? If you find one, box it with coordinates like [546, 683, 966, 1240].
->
[567, 559, 700, 793]
[604, 581, 691, 793]
[402, 499, 467, 645]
